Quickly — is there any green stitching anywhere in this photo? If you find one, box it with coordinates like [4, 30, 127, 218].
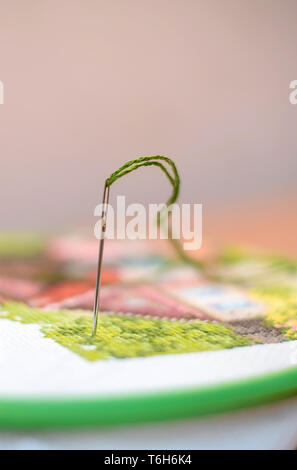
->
[1, 302, 252, 361]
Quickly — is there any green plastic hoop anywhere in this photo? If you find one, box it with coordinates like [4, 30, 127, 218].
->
[1, 364, 297, 429]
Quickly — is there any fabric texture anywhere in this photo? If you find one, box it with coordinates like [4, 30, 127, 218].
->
[0, 235, 296, 361]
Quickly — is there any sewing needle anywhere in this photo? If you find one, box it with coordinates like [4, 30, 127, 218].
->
[92, 180, 110, 337]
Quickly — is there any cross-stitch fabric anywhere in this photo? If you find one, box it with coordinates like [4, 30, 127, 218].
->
[0, 234, 296, 426]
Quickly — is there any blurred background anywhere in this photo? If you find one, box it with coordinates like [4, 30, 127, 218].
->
[0, 0, 296, 253]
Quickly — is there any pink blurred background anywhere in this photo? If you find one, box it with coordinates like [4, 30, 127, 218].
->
[0, 0, 296, 252]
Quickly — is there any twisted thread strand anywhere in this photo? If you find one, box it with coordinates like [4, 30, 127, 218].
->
[106, 155, 180, 207]
[104, 155, 202, 267]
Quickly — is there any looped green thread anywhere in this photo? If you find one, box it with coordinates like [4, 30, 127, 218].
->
[105, 155, 202, 268]
[106, 155, 180, 208]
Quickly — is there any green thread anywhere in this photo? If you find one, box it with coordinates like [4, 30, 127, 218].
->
[105, 155, 203, 267]
[106, 155, 180, 207]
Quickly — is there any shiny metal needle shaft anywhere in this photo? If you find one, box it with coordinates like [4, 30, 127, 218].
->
[92, 180, 110, 337]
